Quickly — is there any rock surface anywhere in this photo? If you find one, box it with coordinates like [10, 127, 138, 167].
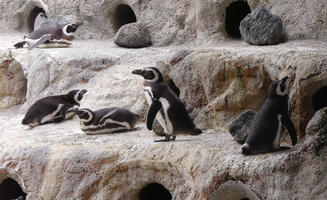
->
[0, 33, 326, 199]
[114, 23, 151, 48]
[229, 110, 256, 144]
[1, 0, 326, 44]
[305, 107, 327, 156]
[208, 180, 260, 200]
[0, 54, 27, 109]
[240, 6, 283, 45]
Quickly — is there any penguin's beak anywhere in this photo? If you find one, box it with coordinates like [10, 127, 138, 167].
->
[281, 76, 289, 86]
[74, 21, 83, 27]
[80, 89, 87, 95]
[72, 108, 83, 116]
[132, 69, 145, 76]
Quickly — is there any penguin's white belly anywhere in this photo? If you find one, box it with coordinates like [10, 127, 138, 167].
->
[159, 98, 173, 135]
[144, 88, 173, 135]
[80, 118, 131, 135]
[273, 114, 283, 149]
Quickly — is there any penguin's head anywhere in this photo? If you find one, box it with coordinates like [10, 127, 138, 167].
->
[63, 21, 83, 36]
[132, 67, 163, 83]
[269, 76, 289, 97]
[67, 89, 87, 105]
[73, 108, 93, 123]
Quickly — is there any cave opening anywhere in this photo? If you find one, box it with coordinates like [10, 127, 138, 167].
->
[0, 178, 26, 200]
[113, 4, 137, 32]
[312, 86, 327, 112]
[28, 7, 46, 32]
[225, 0, 251, 38]
[138, 183, 172, 200]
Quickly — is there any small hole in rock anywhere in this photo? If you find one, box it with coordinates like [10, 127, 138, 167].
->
[138, 183, 172, 200]
[0, 178, 26, 200]
[28, 7, 46, 32]
[312, 86, 327, 112]
[225, 0, 251, 38]
[113, 4, 137, 32]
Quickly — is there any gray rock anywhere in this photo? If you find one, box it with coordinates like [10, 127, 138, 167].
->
[114, 23, 151, 48]
[229, 110, 256, 144]
[239, 6, 283, 45]
[306, 107, 327, 155]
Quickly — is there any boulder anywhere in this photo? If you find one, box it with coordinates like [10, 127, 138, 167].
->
[114, 23, 151, 48]
[229, 110, 256, 144]
[240, 6, 283, 45]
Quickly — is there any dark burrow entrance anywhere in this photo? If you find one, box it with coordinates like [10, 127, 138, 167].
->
[28, 7, 46, 32]
[0, 178, 26, 200]
[312, 86, 327, 112]
[225, 0, 251, 38]
[138, 183, 172, 200]
[113, 4, 137, 32]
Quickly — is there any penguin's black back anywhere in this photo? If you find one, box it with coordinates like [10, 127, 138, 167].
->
[27, 27, 62, 40]
[22, 94, 76, 124]
[245, 95, 288, 150]
[90, 107, 138, 126]
[151, 82, 197, 133]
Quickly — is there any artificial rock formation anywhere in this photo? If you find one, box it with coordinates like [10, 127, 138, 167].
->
[0, 52, 27, 109]
[1, 0, 327, 44]
[0, 0, 327, 199]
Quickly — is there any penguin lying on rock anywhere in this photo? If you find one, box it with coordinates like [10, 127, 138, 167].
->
[22, 89, 87, 128]
[132, 67, 202, 142]
[73, 107, 139, 134]
[14, 21, 83, 50]
[241, 76, 297, 155]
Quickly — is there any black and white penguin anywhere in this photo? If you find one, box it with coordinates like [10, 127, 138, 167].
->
[14, 21, 83, 50]
[132, 67, 202, 142]
[241, 76, 297, 155]
[22, 89, 87, 128]
[74, 107, 139, 134]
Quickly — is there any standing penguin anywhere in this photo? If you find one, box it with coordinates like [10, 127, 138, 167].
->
[22, 89, 87, 128]
[14, 21, 83, 50]
[132, 67, 202, 142]
[241, 76, 297, 155]
[74, 107, 139, 134]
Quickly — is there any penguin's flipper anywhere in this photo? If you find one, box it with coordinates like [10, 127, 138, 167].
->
[282, 115, 297, 146]
[52, 104, 67, 123]
[27, 34, 51, 50]
[146, 99, 162, 130]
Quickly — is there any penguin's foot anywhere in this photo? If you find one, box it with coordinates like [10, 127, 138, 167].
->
[154, 134, 175, 142]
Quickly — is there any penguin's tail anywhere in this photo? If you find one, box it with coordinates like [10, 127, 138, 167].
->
[191, 128, 202, 135]
[14, 41, 27, 48]
[241, 143, 252, 155]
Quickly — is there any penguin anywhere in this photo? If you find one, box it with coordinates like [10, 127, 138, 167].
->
[33, 12, 57, 31]
[241, 76, 297, 155]
[22, 89, 87, 128]
[14, 21, 83, 50]
[132, 67, 202, 142]
[73, 107, 139, 134]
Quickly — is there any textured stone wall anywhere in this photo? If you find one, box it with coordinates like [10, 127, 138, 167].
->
[0, 0, 326, 200]
[1, 0, 326, 44]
